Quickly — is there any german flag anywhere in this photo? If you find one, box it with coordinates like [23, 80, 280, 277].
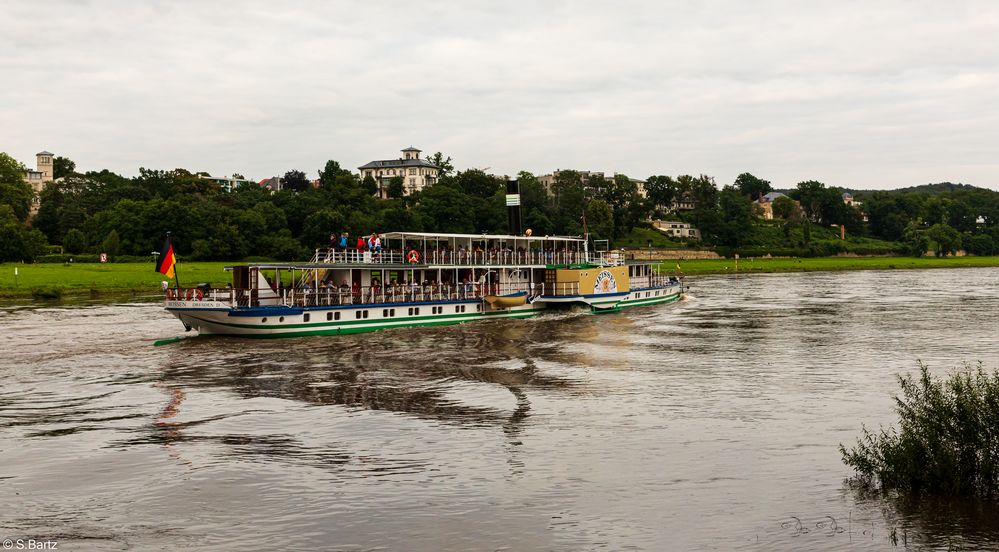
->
[156, 236, 176, 279]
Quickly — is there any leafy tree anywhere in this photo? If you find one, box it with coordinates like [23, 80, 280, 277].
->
[0, 152, 33, 221]
[301, 209, 347, 249]
[251, 202, 288, 233]
[679, 175, 720, 239]
[0, 205, 48, 262]
[644, 175, 679, 216]
[387, 176, 405, 199]
[101, 229, 121, 257]
[259, 229, 305, 260]
[281, 170, 310, 192]
[362, 174, 377, 196]
[772, 195, 797, 219]
[584, 199, 614, 241]
[551, 171, 586, 235]
[412, 183, 476, 233]
[426, 152, 454, 176]
[456, 169, 501, 199]
[53, 156, 76, 179]
[596, 174, 644, 238]
[512, 172, 554, 235]
[948, 200, 976, 234]
[190, 222, 248, 260]
[924, 196, 951, 225]
[791, 180, 829, 223]
[715, 186, 753, 246]
[903, 220, 929, 257]
[318, 159, 350, 191]
[63, 228, 86, 254]
[964, 233, 994, 256]
[734, 172, 772, 200]
[926, 223, 961, 257]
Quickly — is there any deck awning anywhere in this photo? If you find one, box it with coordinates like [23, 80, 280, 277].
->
[378, 231, 584, 243]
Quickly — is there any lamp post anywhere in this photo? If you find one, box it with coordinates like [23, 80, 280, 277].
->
[647, 239, 653, 260]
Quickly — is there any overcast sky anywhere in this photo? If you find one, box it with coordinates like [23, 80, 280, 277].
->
[3, 1, 998, 190]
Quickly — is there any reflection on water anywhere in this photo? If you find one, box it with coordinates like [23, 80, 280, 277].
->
[1, 268, 999, 550]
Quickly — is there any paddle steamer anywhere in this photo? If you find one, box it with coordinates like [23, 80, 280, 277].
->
[163, 231, 683, 337]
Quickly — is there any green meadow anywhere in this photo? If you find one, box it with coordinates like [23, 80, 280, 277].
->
[0, 262, 232, 298]
[663, 255, 999, 275]
[2, 256, 999, 300]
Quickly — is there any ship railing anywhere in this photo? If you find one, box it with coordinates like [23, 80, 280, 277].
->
[632, 275, 680, 289]
[310, 248, 586, 266]
[311, 249, 405, 264]
[284, 283, 536, 308]
[167, 281, 545, 309]
[588, 251, 626, 266]
[165, 287, 237, 305]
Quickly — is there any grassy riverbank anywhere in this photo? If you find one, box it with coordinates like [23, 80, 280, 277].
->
[0, 262, 231, 298]
[663, 255, 999, 275]
[2, 256, 999, 300]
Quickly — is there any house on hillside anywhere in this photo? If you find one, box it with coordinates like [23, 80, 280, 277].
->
[652, 220, 700, 240]
[842, 192, 868, 221]
[536, 170, 647, 198]
[199, 174, 255, 193]
[751, 191, 803, 220]
[358, 146, 440, 198]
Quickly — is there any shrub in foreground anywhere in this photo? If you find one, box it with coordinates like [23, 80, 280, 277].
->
[841, 361, 999, 498]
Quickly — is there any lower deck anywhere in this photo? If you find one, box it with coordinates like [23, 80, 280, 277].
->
[166, 284, 683, 338]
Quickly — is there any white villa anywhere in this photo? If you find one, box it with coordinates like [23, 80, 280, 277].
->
[652, 220, 701, 240]
[358, 147, 440, 198]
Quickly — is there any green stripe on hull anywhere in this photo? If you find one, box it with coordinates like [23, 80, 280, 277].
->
[620, 294, 681, 307]
[593, 292, 681, 313]
[182, 309, 538, 338]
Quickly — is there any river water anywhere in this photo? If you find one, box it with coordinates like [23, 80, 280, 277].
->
[2, 268, 999, 551]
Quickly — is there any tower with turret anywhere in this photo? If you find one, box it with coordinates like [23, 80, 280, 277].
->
[24, 150, 55, 214]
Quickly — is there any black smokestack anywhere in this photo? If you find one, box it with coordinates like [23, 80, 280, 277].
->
[506, 179, 522, 236]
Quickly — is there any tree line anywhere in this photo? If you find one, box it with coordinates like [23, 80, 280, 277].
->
[2, 149, 998, 262]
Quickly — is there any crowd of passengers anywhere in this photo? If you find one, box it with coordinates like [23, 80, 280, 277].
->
[284, 275, 510, 306]
[324, 231, 583, 264]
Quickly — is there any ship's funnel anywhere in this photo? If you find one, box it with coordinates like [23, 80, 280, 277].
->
[506, 179, 523, 236]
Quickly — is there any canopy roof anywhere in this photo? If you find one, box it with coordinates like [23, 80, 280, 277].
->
[379, 231, 584, 243]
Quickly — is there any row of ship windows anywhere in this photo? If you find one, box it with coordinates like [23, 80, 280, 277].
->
[260, 304, 479, 324]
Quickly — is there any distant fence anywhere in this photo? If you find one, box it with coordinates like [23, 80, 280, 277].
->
[625, 249, 722, 261]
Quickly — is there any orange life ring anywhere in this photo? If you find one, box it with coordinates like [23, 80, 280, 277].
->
[195, 289, 204, 301]
[407, 249, 420, 263]
[186, 289, 194, 301]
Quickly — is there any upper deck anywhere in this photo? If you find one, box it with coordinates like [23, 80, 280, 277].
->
[300, 231, 649, 269]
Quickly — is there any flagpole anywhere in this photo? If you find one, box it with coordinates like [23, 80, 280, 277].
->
[168, 232, 181, 290]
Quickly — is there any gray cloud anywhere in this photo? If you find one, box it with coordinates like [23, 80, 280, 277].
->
[2, 0, 998, 189]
